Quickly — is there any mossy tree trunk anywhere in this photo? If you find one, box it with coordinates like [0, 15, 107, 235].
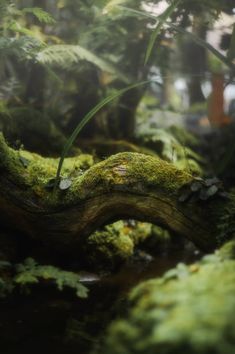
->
[0, 134, 232, 255]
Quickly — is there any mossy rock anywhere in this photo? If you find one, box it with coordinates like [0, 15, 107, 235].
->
[102, 241, 235, 354]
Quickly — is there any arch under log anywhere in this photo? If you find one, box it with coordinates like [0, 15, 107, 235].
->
[0, 134, 229, 253]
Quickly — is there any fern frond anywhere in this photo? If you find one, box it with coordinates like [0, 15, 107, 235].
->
[15, 258, 89, 299]
[0, 0, 13, 26]
[0, 77, 20, 100]
[0, 36, 43, 60]
[8, 20, 38, 37]
[36, 44, 129, 82]
[0, 0, 9, 13]
[23, 7, 55, 24]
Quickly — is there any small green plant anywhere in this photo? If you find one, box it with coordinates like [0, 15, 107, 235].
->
[15, 258, 88, 298]
[54, 80, 153, 189]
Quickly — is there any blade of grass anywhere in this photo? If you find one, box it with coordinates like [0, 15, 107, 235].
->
[54, 80, 152, 190]
[117, 5, 156, 19]
[144, 0, 181, 65]
[118, 6, 235, 70]
[168, 22, 235, 70]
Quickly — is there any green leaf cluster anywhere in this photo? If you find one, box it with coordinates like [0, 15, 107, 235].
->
[15, 258, 89, 299]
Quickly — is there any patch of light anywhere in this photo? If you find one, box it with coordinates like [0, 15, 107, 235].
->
[141, 0, 168, 16]
[207, 12, 234, 54]
[233, 8, 235, 14]
[201, 81, 212, 98]
[225, 85, 235, 101]
[224, 84, 235, 111]
[174, 78, 187, 91]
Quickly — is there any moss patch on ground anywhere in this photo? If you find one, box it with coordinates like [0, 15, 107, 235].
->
[102, 241, 235, 354]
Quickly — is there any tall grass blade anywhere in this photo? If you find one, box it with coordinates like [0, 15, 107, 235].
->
[54, 80, 152, 189]
[119, 6, 235, 70]
[144, 0, 181, 65]
[168, 23, 235, 70]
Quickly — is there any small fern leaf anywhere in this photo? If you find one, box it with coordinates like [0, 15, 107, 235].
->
[36, 44, 129, 82]
[23, 7, 55, 24]
[8, 21, 36, 37]
[0, 36, 43, 60]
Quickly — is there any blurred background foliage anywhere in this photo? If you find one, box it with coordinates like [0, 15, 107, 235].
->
[0, 0, 235, 165]
[1, 2, 235, 352]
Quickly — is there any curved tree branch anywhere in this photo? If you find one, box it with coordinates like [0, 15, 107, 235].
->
[0, 134, 227, 252]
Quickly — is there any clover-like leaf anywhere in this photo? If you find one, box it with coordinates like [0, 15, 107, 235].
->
[59, 178, 72, 191]
[205, 177, 220, 187]
[206, 184, 219, 197]
[190, 181, 202, 192]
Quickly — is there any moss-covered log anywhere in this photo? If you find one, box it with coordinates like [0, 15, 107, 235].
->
[0, 134, 231, 253]
[102, 241, 235, 354]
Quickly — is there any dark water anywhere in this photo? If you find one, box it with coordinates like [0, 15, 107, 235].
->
[0, 247, 201, 354]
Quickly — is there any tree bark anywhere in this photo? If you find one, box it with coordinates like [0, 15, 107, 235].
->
[0, 134, 230, 254]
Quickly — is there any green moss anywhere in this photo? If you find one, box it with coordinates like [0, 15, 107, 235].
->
[217, 240, 235, 260]
[86, 221, 152, 267]
[136, 124, 202, 175]
[66, 152, 192, 204]
[103, 244, 235, 354]
[23, 151, 94, 198]
[0, 134, 192, 208]
[0, 133, 95, 200]
[0, 133, 28, 186]
[123, 153, 192, 190]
